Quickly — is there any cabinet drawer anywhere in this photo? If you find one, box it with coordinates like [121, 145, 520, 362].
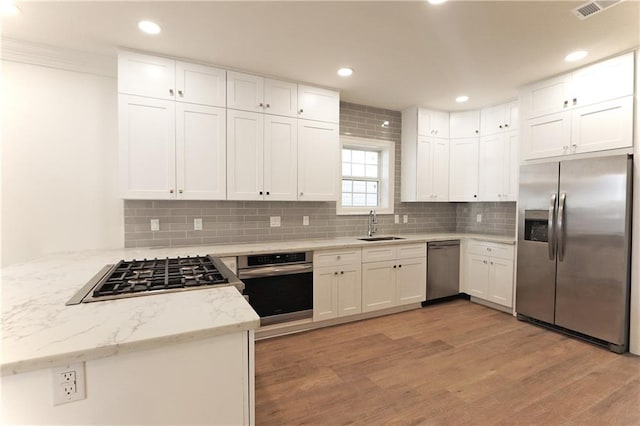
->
[396, 243, 427, 259]
[314, 249, 362, 267]
[466, 241, 514, 260]
[362, 246, 396, 263]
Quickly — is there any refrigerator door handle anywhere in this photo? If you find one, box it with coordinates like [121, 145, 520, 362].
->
[557, 192, 566, 262]
[548, 193, 557, 260]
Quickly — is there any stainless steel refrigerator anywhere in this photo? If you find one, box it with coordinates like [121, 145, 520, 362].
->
[516, 154, 633, 353]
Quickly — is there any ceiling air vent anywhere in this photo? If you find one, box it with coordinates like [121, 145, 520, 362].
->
[572, 0, 624, 20]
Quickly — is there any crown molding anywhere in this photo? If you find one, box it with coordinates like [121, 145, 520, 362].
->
[1, 38, 116, 78]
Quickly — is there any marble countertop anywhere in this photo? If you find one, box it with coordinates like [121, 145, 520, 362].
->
[1, 232, 513, 376]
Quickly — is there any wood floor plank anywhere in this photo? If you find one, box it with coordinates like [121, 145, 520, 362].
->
[255, 299, 640, 425]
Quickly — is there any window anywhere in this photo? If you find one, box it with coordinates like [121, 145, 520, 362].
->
[337, 136, 395, 215]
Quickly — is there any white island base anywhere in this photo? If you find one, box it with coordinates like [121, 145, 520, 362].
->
[1, 330, 255, 425]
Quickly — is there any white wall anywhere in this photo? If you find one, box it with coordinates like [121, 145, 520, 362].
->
[1, 55, 123, 266]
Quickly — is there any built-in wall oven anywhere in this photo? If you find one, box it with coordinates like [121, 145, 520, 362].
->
[238, 252, 313, 326]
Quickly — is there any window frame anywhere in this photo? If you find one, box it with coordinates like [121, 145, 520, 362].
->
[337, 136, 395, 215]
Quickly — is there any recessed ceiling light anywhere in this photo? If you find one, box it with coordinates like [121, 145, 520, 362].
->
[337, 67, 353, 77]
[138, 20, 161, 35]
[456, 95, 469, 103]
[565, 50, 588, 62]
[0, 0, 20, 16]
[428, 0, 448, 4]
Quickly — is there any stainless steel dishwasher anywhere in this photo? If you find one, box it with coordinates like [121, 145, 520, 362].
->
[426, 241, 460, 301]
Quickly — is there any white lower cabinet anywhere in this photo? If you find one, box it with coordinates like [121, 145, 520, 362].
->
[362, 243, 427, 312]
[462, 240, 514, 308]
[313, 249, 362, 321]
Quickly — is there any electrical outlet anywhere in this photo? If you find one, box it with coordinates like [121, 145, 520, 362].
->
[270, 216, 281, 227]
[303, 216, 309, 226]
[53, 362, 86, 406]
[150, 219, 160, 231]
[194, 218, 203, 231]
[403, 215, 408, 224]
[394, 214, 399, 224]
[476, 214, 482, 223]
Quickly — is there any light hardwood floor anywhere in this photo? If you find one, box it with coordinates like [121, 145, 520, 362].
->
[255, 299, 640, 425]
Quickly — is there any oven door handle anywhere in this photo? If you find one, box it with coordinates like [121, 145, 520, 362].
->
[238, 263, 313, 279]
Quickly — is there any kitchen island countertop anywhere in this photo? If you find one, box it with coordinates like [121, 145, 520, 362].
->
[1, 232, 513, 375]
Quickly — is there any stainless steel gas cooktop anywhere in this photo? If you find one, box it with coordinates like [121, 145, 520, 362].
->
[66, 255, 243, 305]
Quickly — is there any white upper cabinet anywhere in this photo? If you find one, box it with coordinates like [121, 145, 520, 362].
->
[118, 51, 225, 107]
[298, 85, 340, 123]
[450, 110, 480, 138]
[227, 72, 299, 118]
[480, 101, 519, 135]
[264, 79, 298, 117]
[119, 95, 176, 199]
[402, 107, 450, 202]
[226, 71, 265, 113]
[479, 131, 518, 202]
[520, 52, 634, 160]
[176, 104, 226, 200]
[227, 110, 264, 200]
[449, 137, 479, 202]
[418, 109, 449, 138]
[263, 115, 298, 200]
[175, 61, 226, 107]
[298, 120, 339, 201]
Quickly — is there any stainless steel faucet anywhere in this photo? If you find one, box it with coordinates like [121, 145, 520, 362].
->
[367, 210, 377, 237]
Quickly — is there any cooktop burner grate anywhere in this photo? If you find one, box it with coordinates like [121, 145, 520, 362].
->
[92, 256, 228, 297]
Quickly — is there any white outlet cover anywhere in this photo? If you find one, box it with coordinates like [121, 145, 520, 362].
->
[403, 215, 408, 224]
[394, 214, 399, 224]
[150, 219, 160, 231]
[270, 216, 281, 227]
[194, 218, 203, 231]
[52, 362, 86, 406]
[476, 214, 482, 223]
[303, 216, 309, 226]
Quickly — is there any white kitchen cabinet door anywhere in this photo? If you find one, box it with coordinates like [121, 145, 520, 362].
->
[175, 61, 226, 107]
[264, 79, 298, 118]
[297, 120, 339, 201]
[522, 111, 571, 160]
[503, 132, 519, 201]
[418, 109, 449, 138]
[480, 101, 518, 136]
[118, 51, 175, 100]
[227, 110, 264, 200]
[416, 138, 434, 201]
[298, 85, 339, 123]
[450, 110, 480, 138]
[488, 257, 514, 308]
[395, 257, 427, 306]
[505, 101, 519, 131]
[119, 95, 176, 199]
[337, 266, 362, 317]
[449, 137, 479, 201]
[466, 254, 489, 299]
[432, 138, 450, 200]
[313, 266, 339, 321]
[570, 96, 633, 155]
[227, 71, 264, 113]
[176, 104, 226, 200]
[569, 52, 634, 109]
[478, 134, 505, 202]
[264, 115, 298, 200]
[362, 260, 396, 312]
[522, 74, 571, 119]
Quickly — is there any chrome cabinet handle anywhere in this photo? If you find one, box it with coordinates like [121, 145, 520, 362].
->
[548, 193, 557, 261]
[557, 193, 566, 262]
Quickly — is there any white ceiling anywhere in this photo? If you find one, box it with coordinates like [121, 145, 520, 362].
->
[2, 1, 639, 111]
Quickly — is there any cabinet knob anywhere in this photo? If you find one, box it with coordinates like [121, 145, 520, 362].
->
[564, 100, 568, 107]
[505, 124, 509, 128]
[398, 264, 402, 268]
[178, 90, 184, 97]
[337, 255, 341, 260]
[499, 125, 503, 129]
[259, 191, 263, 195]
[475, 130, 479, 134]
[334, 272, 338, 276]
[483, 260, 488, 264]
[259, 102, 264, 107]
[266, 104, 270, 108]
[572, 144, 577, 149]
[340, 271, 344, 275]
[573, 98, 577, 105]
[563, 145, 569, 151]
[393, 265, 397, 269]
[169, 189, 174, 194]
[179, 189, 183, 194]
[498, 194, 501, 198]
[169, 89, 174, 96]
[299, 108, 304, 114]
[266, 191, 270, 195]
[490, 261, 494, 265]
[487, 247, 492, 252]
[473, 194, 477, 198]
[300, 192, 304, 196]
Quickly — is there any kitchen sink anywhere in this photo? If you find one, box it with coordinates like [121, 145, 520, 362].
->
[357, 236, 406, 242]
